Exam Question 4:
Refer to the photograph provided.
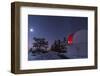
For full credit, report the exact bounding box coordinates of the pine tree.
[51,37,67,53]
[32,37,48,53]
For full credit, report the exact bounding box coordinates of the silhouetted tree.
[51,37,67,53]
[32,37,48,53]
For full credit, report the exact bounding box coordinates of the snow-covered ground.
[28,51,63,60]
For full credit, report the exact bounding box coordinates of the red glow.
[68,34,73,45]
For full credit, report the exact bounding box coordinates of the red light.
[68,34,73,45]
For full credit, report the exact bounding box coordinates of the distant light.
[30,28,34,32]
[67,34,74,45]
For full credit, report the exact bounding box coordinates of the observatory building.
[66,29,88,58]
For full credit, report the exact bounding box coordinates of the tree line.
[29,37,68,53]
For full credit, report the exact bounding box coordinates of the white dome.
[73,30,87,44]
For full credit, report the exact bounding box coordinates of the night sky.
[28,15,88,49]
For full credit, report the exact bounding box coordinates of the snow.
[28,51,62,60]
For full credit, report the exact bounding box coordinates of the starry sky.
[28,15,88,49]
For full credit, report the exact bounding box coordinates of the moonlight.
[30,28,34,32]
